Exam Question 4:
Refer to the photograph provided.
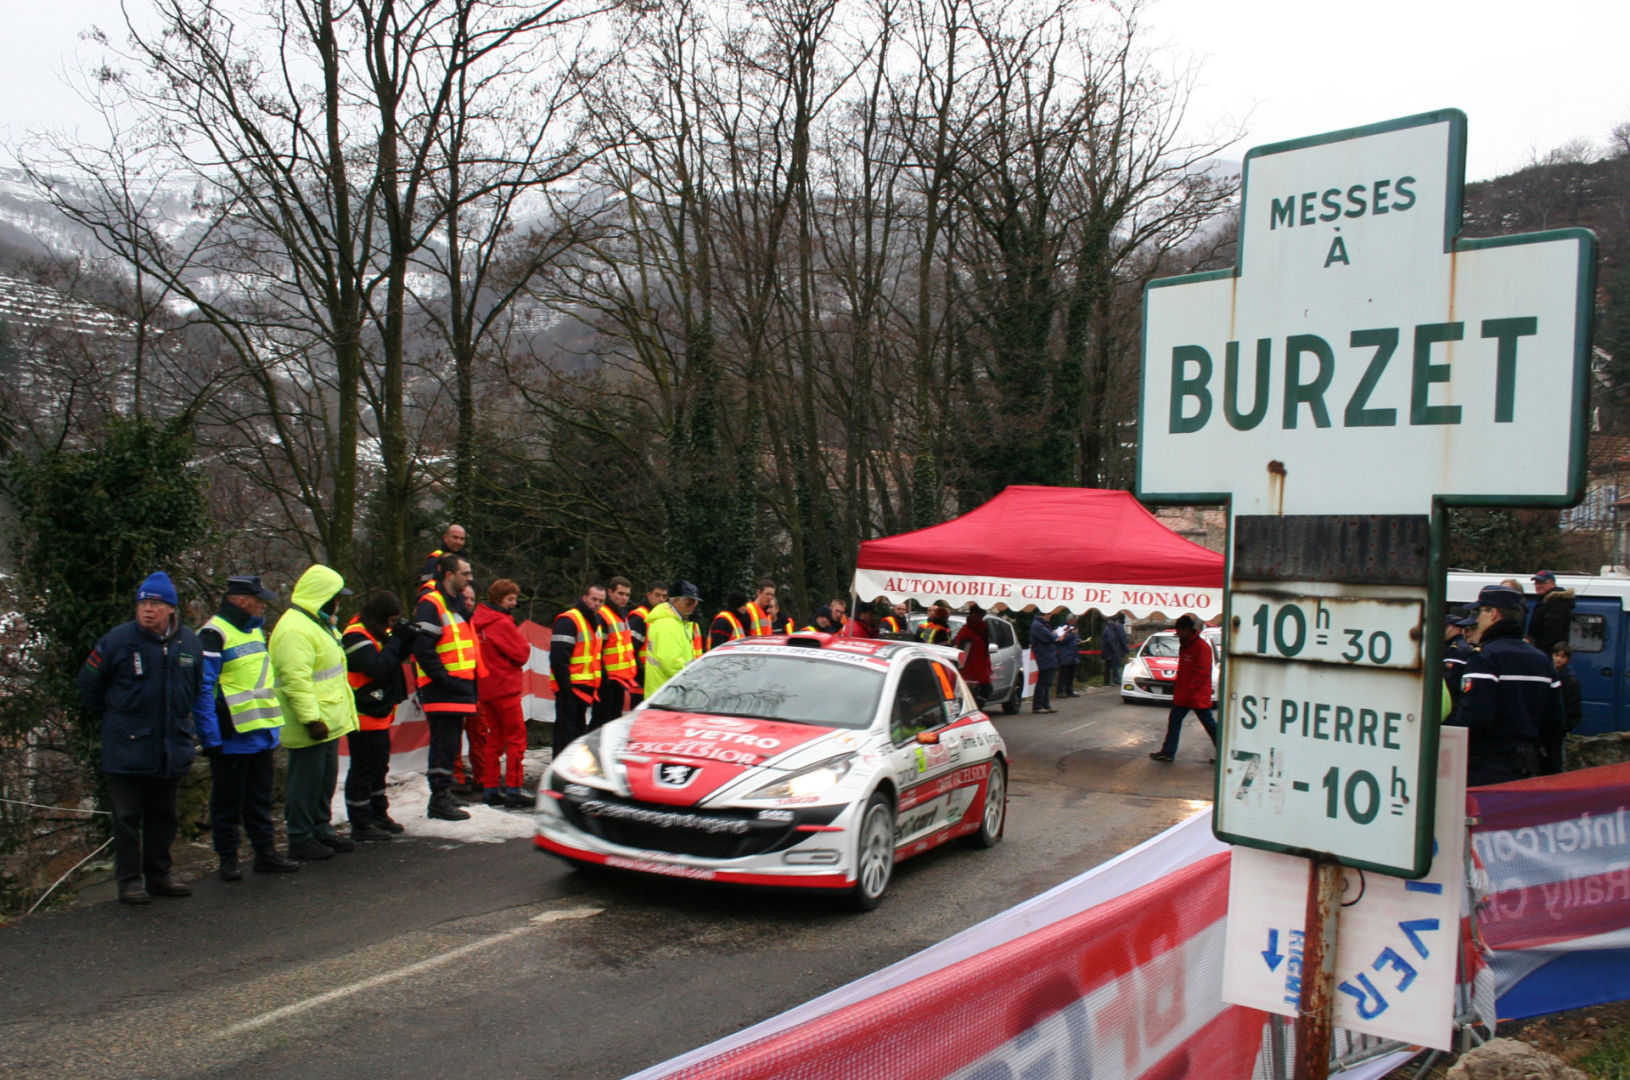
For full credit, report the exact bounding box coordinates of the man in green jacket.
[270,565,360,860]
[643,580,703,696]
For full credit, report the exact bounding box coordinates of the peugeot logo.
[655,763,699,788]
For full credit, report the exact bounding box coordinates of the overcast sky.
[3,0,1626,182]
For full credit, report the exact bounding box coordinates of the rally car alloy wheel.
[967,759,1007,849]
[851,791,896,911]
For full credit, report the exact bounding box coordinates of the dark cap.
[814,605,834,621]
[1477,584,1525,611]
[1532,570,1556,584]
[669,580,702,602]
[226,575,279,603]
[1449,605,1480,627]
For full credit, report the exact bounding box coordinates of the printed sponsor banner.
[853,567,1220,620]
[1468,762,1630,1018]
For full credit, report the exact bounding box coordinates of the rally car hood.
[1141,656,1178,680]
[612,709,856,806]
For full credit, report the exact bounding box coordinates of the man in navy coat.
[79,571,208,905]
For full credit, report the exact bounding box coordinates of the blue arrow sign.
[1262,928,1284,971]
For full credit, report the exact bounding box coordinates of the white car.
[1120,627,1222,705]
[534,632,1009,909]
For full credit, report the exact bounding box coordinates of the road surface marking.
[222,906,602,1036]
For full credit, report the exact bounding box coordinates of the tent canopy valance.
[851,485,1224,621]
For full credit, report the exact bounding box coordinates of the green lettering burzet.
[1282,335,1334,429]
[1410,321,1463,426]
[1169,345,1213,433]
[1225,340,1271,431]
[1344,328,1399,427]
[1481,317,1538,422]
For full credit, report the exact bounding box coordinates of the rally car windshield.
[644,653,885,729]
[1142,636,1180,657]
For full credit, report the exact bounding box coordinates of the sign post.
[1138,109,1595,1075]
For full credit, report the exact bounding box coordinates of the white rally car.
[1120,627,1222,705]
[534,632,1009,909]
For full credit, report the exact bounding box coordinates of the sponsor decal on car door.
[888,660,986,846]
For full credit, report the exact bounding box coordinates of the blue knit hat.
[136,571,179,607]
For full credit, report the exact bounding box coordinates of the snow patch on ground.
[327,748,553,844]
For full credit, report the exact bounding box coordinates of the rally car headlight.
[557,735,605,781]
[747,755,856,801]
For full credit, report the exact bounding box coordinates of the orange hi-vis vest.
[880,615,904,634]
[550,607,603,702]
[416,589,478,700]
[709,610,745,651]
[600,606,640,690]
[690,620,704,659]
[629,604,651,666]
[343,617,400,732]
[745,601,773,636]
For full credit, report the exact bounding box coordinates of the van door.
[1566,597,1623,734]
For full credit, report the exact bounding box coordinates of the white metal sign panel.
[1138,110,1592,516]
[1220,727,1468,1050]
[1227,591,1423,670]
[1217,581,1429,874]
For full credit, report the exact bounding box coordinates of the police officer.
[1452,584,1565,786]
[198,575,301,880]
[1441,605,1478,724]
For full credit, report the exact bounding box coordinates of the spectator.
[420,523,469,583]
[1452,584,1563,785]
[745,579,777,636]
[1029,610,1058,714]
[1148,614,1217,763]
[270,564,360,861]
[709,591,750,651]
[595,576,641,728]
[1101,614,1129,687]
[342,590,418,840]
[472,579,535,808]
[810,606,837,632]
[413,554,480,821]
[880,602,909,636]
[954,604,993,706]
[549,582,607,757]
[1055,616,1081,698]
[917,602,952,646]
[1528,570,1574,655]
[828,597,849,629]
[626,582,668,700]
[1545,642,1583,775]
[199,575,300,879]
[845,604,881,639]
[78,572,207,905]
[645,580,703,695]
[764,596,794,634]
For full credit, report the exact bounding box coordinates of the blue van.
[1446,571,1630,735]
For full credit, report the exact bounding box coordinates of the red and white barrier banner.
[518,618,557,723]
[1469,761,1630,1019]
[626,807,1428,1080]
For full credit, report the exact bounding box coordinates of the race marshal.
[1139,109,1594,516]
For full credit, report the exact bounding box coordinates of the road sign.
[1139,110,1594,516]
[1221,727,1469,1050]
[1228,591,1423,670]
[1220,578,1430,874]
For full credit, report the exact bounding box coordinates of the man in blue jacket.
[197,575,300,881]
[78,572,208,905]
[1030,611,1058,714]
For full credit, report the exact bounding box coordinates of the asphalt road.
[0,685,1218,1080]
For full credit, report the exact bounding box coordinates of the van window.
[1570,614,1607,654]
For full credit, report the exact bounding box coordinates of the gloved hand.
[391,616,419,641]
[305,720,330,741]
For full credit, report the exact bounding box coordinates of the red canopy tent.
[851,485,1224,620]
